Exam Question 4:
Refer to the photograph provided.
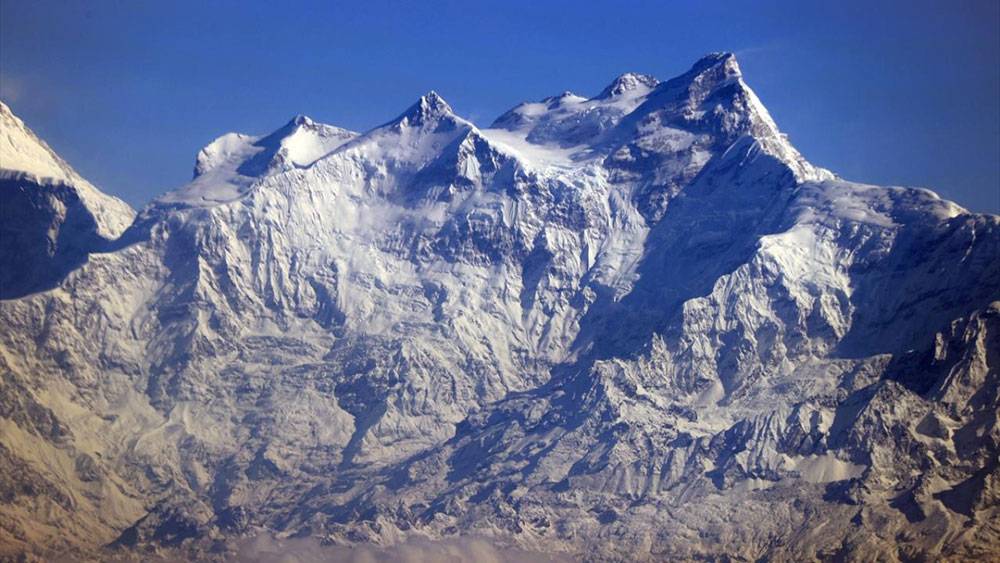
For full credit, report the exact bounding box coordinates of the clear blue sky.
[2,0,998,212]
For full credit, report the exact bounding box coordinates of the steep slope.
[0,54,997,561]
[0,101,135,298]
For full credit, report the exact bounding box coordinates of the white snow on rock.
[0,100,135,237]
[159,115,357,207]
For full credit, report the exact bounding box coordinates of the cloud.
[0,73,23,103]
[233,533,574,563]
[733,42,784,60]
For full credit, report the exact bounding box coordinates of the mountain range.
[0,53,998,561]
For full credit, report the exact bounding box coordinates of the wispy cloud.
[0,72,23,103]
[734,42,785,60]
[233,533,575,563]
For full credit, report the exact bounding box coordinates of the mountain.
[0,101,135,299]
[0,53,997,561]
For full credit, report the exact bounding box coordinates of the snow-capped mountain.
[0,53,997,561]
[0,101,135,299]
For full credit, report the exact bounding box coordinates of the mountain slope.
[0,54,997,561]
[0,101,135,299]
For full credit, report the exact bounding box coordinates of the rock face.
[0,53,998,561]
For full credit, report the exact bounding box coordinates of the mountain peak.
[393,91,456,127]
[539,90,585,109]
[0,101,135,296]
[546,90,579,101]
[657,52,742,97]
[595,72,660,99]
[646,51,747,112]
[1,99,77,183]
[258,114,317,142]
[288,114,314,127]
[689,52,740,76]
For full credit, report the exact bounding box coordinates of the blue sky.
[2,0,998,212]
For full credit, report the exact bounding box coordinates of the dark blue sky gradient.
[1,0,997,212]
